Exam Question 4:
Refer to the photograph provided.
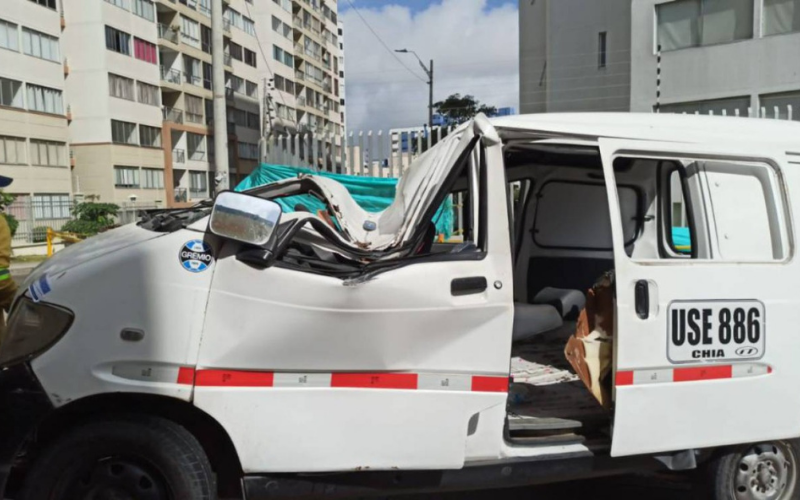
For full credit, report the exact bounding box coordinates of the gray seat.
[512,303,563,343]
[533,287,585,320]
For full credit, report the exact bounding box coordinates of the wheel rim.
[733,443,797,500]
[59,455,172,500]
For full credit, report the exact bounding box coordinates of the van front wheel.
[707,441,800,500]
[19,415,216,500]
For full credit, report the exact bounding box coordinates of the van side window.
[617,157,790,262]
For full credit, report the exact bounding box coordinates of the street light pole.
[395,49,433,128]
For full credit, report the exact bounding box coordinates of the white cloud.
[341,0,519,133]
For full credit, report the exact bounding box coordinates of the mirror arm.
[236,247,276,269]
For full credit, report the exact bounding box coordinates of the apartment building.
[0,0,72,231]
[62,0,345,207]
[519,0,800,119]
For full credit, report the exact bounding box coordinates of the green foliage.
[3,214,17,238]
[62,202,120,237]
[433,94,498,125]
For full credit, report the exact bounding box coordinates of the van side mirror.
[209,191,282,247]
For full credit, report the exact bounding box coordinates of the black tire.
[705,440,800,500]
[19,415,216,500]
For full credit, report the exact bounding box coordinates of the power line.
[342,0,428,84]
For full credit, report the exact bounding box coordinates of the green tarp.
[235,163,454,239]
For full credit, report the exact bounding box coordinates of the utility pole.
[395,49,434,128]
[211,0,229,195]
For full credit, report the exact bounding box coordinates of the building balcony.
[186,111,204,124]
[160,66,182,85]
[174,187,188,203]
[158,23,179,44]
[296,95,307,108]
[185,73,203,87]
[225,87,234,101]
[295,69,305,81]
[163,107,184,123]
[293,15,303,27]
[223,53,232,66]
[63,57,70,77]
[173,149,186,164]
[223,19,231,33]
[189,150,206,161]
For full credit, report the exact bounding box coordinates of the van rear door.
[599,138,800,457]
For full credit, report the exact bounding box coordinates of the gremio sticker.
[179,240,214,273]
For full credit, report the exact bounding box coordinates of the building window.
[114,166,140,188]
[133,0,155,22]
[189,171,207,194]
[137,81,160,106]
[187,133,205,160]
[32,194,70,219]
[181,16,200,48]
[201,25,212,54]
[140,125,161,148]
[104,0,129,10]
[246,80,258,98]
[184,56,202,86]
[0,136,26,165]
[111,120,137,145]
[108,73,135,101]
[659,95,751,116]
[29,139,66,167]
[233,108,246,127]
[230,42,243,61]
[230,75,244,94]
[142,168,164,189]
[247,111,259,129]
[26,84,63,114]
[244,48,257,67]
[134,38,157,64]
[22,28,60,62]
[0,77,24,109]
[185,94,204,123]
[0,20,19,52]
[656,0,754,52]
[105,26,131,55]
[238,141,258,159]
[598,31,607,68]
[28,0,57,9]
[760,91,800,120]
[243,16,256,36]
[764,0,800,36]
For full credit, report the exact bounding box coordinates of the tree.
[62,202,120,237]
[433,94,498,125]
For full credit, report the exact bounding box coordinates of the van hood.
[20,224,165,294]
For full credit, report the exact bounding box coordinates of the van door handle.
[635,280,649,320]
[451,277,487,296]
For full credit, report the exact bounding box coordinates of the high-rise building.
[61,0,345,208]
[0,0,72,228]
[519,0,800,119]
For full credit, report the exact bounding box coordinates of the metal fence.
[261,125,457,178]
[7,200,159,246]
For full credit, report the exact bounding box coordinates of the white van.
[1,113,799,500]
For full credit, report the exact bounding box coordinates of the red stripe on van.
[195,370,275,387]
[615,371,634,386]
[330,373,418,390]
[177,367,195,385]
[471,376,509,393]
[673,365,732,383]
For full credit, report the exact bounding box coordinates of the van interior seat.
[532,287,586,320]
[512,303,563,343]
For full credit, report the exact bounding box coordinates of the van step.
[508,416,583,432]
[507,433,587,446]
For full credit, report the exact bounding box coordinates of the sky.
[339,0,519,133]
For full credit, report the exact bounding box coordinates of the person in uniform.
[0,176,18,341]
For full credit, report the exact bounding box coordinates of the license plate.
[667,300,765,363]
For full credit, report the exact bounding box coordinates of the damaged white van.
[1,113,800,500]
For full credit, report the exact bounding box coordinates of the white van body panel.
[31,226,214,405]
